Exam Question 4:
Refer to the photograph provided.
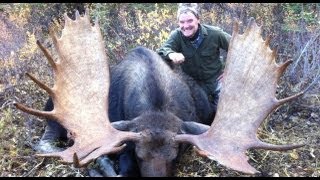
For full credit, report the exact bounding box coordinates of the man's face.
[178,11,200,38]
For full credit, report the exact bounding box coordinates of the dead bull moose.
[15,10,306,176]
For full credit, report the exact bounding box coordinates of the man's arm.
[217,29,232,80]
[157,30,181,62]
[219,30,231,51]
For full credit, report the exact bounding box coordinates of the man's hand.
[168,52,185,64]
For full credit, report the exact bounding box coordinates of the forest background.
[0,3,319,177]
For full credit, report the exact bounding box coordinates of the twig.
[290,30,320,75]
[302,69,320,94]
[23,157,45,177]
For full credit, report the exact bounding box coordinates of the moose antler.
[14,9,140,166]
[175,18,305,174]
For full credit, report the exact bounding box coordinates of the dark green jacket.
[157,24,231,84]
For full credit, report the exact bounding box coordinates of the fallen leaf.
[289,150,299,160]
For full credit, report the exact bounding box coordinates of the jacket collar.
[199,24,208,37]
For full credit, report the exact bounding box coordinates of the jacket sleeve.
[157,30,181,61]
[218,30,231,51]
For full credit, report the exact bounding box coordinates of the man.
[157,3,231,120]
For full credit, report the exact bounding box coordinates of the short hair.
[177,3,200,20]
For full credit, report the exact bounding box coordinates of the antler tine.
[276,60,292,78]
[252,140,305,151]
[14,103,56,120]
[75,10,81,20]
[265,34,272,47]
[48,28,60,65]
[25,73,53,96]
[274,60,304,107]
[276,91,304,107]
[73,152,81,168]
[271,44,278,60]
[63,12,72,28]
[175,17,305,174]
[243,17,260,37]
[36,40,57,71]
[232,18,239,36]
[247,17,256,28]
[78,143,128,166]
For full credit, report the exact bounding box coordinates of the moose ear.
[180,122,210,135]
[111,121,133,131]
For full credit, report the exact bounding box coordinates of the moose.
[15,10,306,176]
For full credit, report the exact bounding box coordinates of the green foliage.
[283,3,319,31]
[89,3,177,63]
[134,3,176,50]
